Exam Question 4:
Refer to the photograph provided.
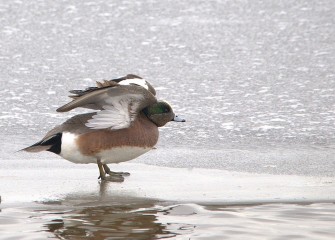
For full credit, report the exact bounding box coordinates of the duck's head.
[143,101,185,127]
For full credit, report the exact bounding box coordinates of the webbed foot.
[98,174,124,182]
[103,164,130,177]
[96,160,129,182]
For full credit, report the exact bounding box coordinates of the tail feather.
[21,144,51,153]
[21,133,62,154]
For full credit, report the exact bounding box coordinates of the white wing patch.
[119,78,149,90]
[85,98,140,130]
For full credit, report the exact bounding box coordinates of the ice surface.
[0,0,334,149]
[0,0,334,183]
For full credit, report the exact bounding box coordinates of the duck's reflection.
[42,181,177,239]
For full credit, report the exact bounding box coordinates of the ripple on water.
[2,202,334,239]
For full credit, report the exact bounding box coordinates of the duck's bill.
[172,115,186,122]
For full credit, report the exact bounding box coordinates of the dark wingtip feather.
[56,105,69,112]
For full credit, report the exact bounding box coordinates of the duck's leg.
[97,159,106,180]
[103,164,130,176]
[97,159,125,182]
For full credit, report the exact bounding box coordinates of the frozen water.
[0,0,334,149]
[0,0,334,177]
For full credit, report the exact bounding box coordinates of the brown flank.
[76,113,159,156]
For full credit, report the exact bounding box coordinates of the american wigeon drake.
[23,74,185,181]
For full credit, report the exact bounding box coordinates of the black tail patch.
[45,133,62,154]
[27,133,62,154]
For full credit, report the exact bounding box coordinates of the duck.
[22,74,185,181]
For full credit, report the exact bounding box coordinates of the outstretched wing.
[66,74,156,111]
[56,76,157,130]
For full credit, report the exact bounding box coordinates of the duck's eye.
[164,108,169,113]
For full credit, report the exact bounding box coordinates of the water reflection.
[45,206,174,239]
[42,182,177,239]
[0,198,333,239]
[31,182,335,240]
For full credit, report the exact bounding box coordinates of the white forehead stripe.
[119,79,149,90]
